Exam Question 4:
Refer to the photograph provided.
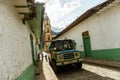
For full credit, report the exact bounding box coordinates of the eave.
[54,0,119,39]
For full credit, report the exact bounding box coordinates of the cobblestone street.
[35,53,120,80]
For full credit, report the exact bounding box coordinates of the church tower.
[43,13,52,51]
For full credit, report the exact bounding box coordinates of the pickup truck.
[48,39,82,72]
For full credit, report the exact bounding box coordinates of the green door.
[82,31,91,57]
[30,35,36,65]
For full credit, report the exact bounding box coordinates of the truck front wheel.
[52,60,58,73]
[75,62,82,69]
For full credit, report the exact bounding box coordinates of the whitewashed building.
[0,0,44,80]
[54,0,120,61]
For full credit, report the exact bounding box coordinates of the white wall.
[0,0,36,80]
[56,3,120,51]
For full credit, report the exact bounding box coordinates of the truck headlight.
[74,52,80,58]
[57,54,64,61]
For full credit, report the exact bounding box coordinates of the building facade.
[0,0,44,80]
[43,13,52,51]
[54,0,120,61]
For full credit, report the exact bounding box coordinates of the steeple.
[44,13,49,20]
[43,13,52,52]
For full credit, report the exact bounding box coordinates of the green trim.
[28,4,45,43]
[80,48,120,61]
[16,63,35,80]
[91,48,120,61]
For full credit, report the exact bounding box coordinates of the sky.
[35,0,106,32]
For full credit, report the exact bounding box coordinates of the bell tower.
[43,13,52,51]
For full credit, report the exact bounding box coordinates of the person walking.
[45,53,48,62]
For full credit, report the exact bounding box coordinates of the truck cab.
[48,39,82,72]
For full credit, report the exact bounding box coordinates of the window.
[46,22,48,25]
[48,35,50,41]
[47,27,49,32]
[46,20,49,25]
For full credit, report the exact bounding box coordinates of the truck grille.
[64,53,74,60]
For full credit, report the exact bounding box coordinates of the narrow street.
[1,0,120,80]
[35,52,120,80]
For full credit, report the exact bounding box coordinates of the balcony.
[12,0,36,20]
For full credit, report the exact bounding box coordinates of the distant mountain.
[52,30,59,35]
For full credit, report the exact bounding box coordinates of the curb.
[83,58,120,69]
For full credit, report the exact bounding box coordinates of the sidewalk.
[83,58,120,69]
[35,52,58,80]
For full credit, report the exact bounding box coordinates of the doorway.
[82,31,92,57]
[30,34,36,65]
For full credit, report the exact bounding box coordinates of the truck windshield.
[50,40,73,51]
[63,40,73,50]
[49,40,63,51]
[54,41,63,51]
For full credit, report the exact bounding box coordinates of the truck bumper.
[56,58,82,66]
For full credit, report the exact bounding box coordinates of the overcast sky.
[35,0,106,32]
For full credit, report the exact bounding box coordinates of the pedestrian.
[42,53,43,61]
[38,54,40,61]
[45,53,48,62]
